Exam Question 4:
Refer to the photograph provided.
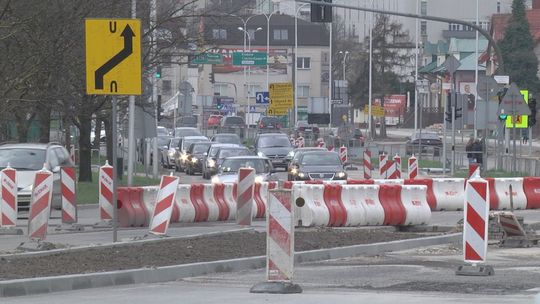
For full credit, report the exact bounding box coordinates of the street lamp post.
[338,50,349,103]
[294,3,310,127]
[238,26,262,126]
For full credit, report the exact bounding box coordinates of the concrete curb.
[0,233,461,297]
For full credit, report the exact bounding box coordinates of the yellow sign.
[85,19,141,95]
[363,105,385,117]
[270,98,293,108]
[267,107,288,116]
[505,90,528,128]
[269,82,293,99]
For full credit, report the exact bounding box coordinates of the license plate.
[272,159,282,164]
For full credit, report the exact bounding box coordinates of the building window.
[273,29,288,40]
[212,29,227,40]
[297,85,310,98]
[420,21,427,36]
[449,23,460,31]
[420,0,427,16]
[297,57,311,69]
[214,83,228,96]
[162,80,171,95]
[248,84,262,97]
[497,1,501,13]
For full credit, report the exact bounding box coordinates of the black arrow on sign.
[94,25,135,90]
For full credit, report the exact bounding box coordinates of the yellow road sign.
[270,97,293,108]
[364,105,385,117]
[267,107,288,116]
[269,82,293,99]
[86,19,141,95]
[505,90,528,128]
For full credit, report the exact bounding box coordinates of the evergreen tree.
[499,0,540,91]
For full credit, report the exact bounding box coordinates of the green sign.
[192,53,223,64]
[232,52,267,66]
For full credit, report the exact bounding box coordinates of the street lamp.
[294,3,310,127]
[238,26,262,126]
[338,50,349,103]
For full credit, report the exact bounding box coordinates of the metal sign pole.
[451,104,456,176]
[512,93,517,175]
[112,96,118,242]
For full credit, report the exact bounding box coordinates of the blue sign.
[249,106,257,112]
[255,91,269,104]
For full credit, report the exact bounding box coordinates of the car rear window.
[224,117,244,125]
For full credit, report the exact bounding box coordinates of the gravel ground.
[0,228,433,280]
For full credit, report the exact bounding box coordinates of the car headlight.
[255,176,264,183]
[336,171,347,178]
[211,176,220,184]
[207,159,216,168]
[257,151,265,157]
[290,167,298,175]
[191,157,198,163]
[180,152,188,162]
[298,172,306,178]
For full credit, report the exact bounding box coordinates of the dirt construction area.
[0,228,434,280]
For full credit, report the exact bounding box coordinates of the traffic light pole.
[451,104,456,176]
[512,95,517,174]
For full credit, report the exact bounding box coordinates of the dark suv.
[221,116,245,138]
[253,133,293,169]
[258,116,282,131]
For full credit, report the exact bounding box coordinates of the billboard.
[373,95,407,126]
[210,48,287,75]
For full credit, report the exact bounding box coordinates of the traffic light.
[311,0,332,23]
[445,92,452,123]
[454,106,462,119]
[499,110,508,121]
[157,95,163,121]
[209,72,215,84]
[155,66,162,79]
[529,97,537,127]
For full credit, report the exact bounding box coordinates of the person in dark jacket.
[465,137,475,164]
[472,138,483,165]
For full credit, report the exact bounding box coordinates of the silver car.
[0,143,73,211]
[211,156,276,184]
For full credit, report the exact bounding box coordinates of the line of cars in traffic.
[156,127,349,183]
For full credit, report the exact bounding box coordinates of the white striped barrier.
[1,166,17,227]
[457,174,493,276]
[149,175,180,235]
[363,150,372,180]
[28,166,54,240]
[236,168,255,226]
[469,163,480,178]
[61,167,77,224]
[408,155,418,180]
[251,189,301,294]
[389,154,401,179]
[379,154,392,178]
[98,161,114,221]
[340,185,367,226]
[339,146,348,164]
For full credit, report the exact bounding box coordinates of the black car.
[202,143,240,179]
[254,133,293,170]
[294,120,320,139]
[220,116,245,138]
[210,133,242,145]
[405,132,442,156]
[288,151,347,181]
[185,142,213,175]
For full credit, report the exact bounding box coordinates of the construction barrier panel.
[469,163,480,178]
[379,154,392,179]
[432,178,466,211]
[28,168,54,240]
[202,184,220,222]
[149,175,180,235]
[0,166,17,227]
[294,184,329,227]
[237,168,255,226]
[400,185,431,225]
[404,178,436,210]
[463,177,489,263]
[408,155,418,180]
[523,177,540,209]
[493,178,526,210]
[339,146,348,164]
[61,167,77,224]
[363,150,373,180]
[389,155,401,179]
[98,161,114,221]
[322,184,347,227]
[378,184,406,226]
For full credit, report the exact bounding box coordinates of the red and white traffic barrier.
[98,161,114,221]
[400,185,431,225]
[339,146,348,164]
[28,166,54,240]
[463,176,489,263]
[296,137,305,148]
[0,166,17,227]
[363,150,373,180]
[469,163,480,178]
[408,155,418,180]
[61,167,77,224]
[389,154,401,179]
[523,177,540,209]
[202,184,221,221]
[493,178,526,210]
[293,184,328,227]
[266,189,295,282]
[379,153,392,179]
[149,175,180,235]
[327,145,335,152]
[237,168,255,225]
[175,185,196,222]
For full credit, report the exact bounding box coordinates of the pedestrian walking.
[472,138,483,168]
[465,136,475,164]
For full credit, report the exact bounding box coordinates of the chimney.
[534,0,540,9]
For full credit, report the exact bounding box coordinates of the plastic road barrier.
[374,179,404,185]
[98,161,114,221]
[202,184,220,222]
[61,166,77,224]
[294,184,329,227]
[340,185,367,226]
[400,185,431,225]
[523,177,540,209]
[404,178,436,210]
[378,184,406,226]
[493,178,526,210]
[28,166,53,240]
[0,166,17,227]
[190,184,209,222]
[212,183,231,221]
[463,177,489,263]
[322,184,347,226]
[175,185,196,222]
[432,178,466,211]
[149,175,180,235]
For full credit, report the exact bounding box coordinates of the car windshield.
[191,143,212,154]
[258,136,291,148]
[157,137,171,146]
[209,145,229,157]
[224,117,244,125]
[0,148,46,170]
[220,159,270,174]
[218,148,250,159]
[175,128,202,137]
[213,135,241,145]
[183,139,207,150]
[301,153,341,166]
[170,138,181,147]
